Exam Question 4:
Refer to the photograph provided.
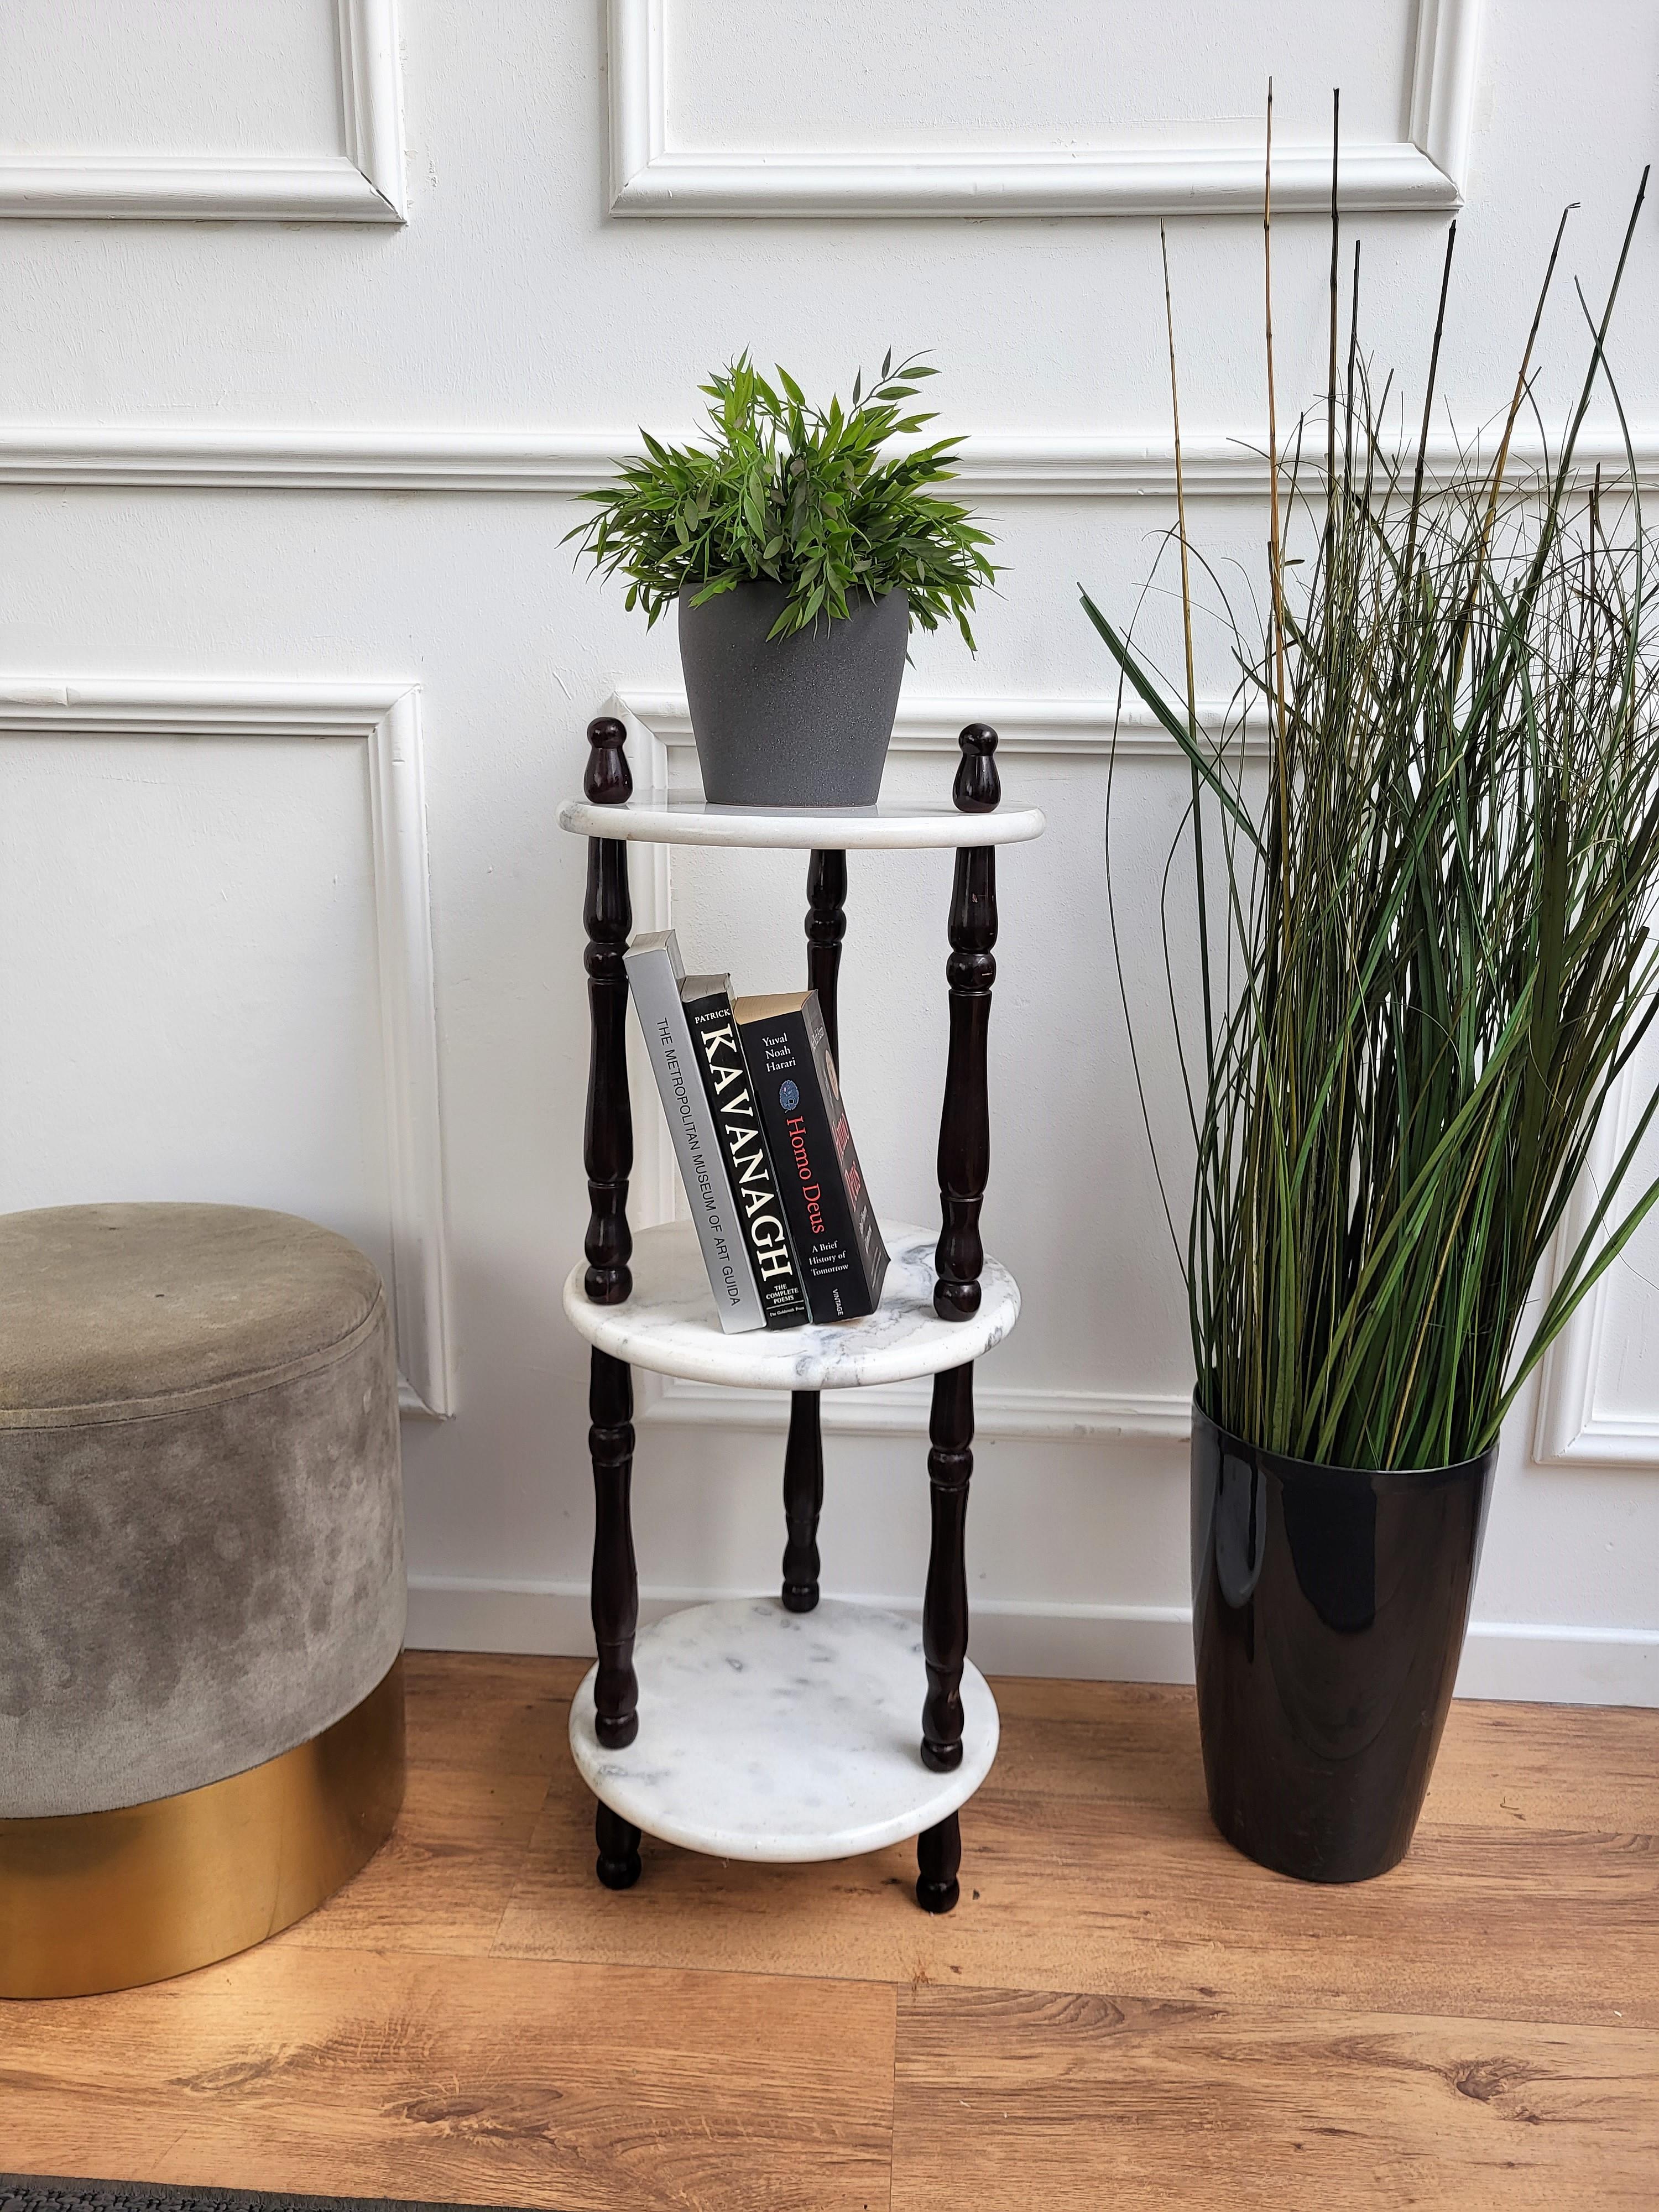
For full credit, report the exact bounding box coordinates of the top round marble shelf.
[557,790,1046,851]
[564,1219,1019,1390]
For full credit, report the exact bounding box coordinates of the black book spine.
[739,1001,880,1322]
[683,990,812,1328]
[802,993,890,1307]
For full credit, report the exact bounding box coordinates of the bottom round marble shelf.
[568,1597,1000,1863]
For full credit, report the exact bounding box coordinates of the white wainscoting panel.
[0,0,405,220]
[0,679,451,1415]
[607,0,1480,217]
[1534,1054,1659,1468]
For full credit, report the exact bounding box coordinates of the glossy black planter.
[1191,1402,1495,1883]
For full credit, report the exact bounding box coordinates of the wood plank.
[0,1945,896,2212]
[401,1650,585,1779]
[497,1693,1659,2025]
[278,1764,549,1957]
[890,1985,1659,2212]
[980,1676,1659,1835]
[1420,1699,1659,1834]
[404,1655,1659,1844]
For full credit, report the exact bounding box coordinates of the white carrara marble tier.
[570,1598,999,1862]
[563,1219,1018,1389]
[557,790,1045,850]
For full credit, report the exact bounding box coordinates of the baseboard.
[406,1576,1659,1705]
[1454,1618,1659,1704]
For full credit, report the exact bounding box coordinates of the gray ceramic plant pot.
[677,579,909,807]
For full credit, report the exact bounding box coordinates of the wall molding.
[641,1375,1192,1444]
[0,677,452,1416]
[0,0,405,221]
[615,687,1270,769]
[4,425,1652,499]
[405,1573,1659,1705]
[1533,1065,1658,1467]
[607,0,1479,218]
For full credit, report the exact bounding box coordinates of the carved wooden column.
[917,726,998,1906]
[583,716,634,1308]
[805,847,847,1061]
[781,847,847,1614]
[934,727,998,1321]
[582,717,641,1876]
[921,1361,974,1775]
[780,1389,825,1615]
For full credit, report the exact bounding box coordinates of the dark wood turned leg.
[781,1389,825,1612]
[779,847,847,1614]
[936,726,999,1322]
[916,1811,962,1913]
[583,717,634,1306]
[581,718,638,1755]
[806,847,847,1062]
[922,1362,974,1772]
[594,1799,642,1891]
[589,1347,639,1749]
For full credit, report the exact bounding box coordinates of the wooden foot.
[594,1800,642,1891]
[916,1812,962,1913]
[781,1390,825,1613]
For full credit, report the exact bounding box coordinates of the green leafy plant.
[566,352,997,644]
[1091,135,1659,1470]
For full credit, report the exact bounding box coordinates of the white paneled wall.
[1,0,1655,1699]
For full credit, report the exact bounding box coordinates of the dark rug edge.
[2,2183,560,2212]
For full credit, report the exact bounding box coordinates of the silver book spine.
[624,939,765,1334]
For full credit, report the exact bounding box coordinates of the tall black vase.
[1191,1401,1495,1883]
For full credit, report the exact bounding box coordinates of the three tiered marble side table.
[557,714,1044,1911]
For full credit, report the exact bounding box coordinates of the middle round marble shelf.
[569,1597,1000,1863]
[562,1219,1019,1390]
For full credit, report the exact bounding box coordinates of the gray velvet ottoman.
[0,1203,406,1997]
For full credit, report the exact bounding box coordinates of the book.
[732,990,889,1323]
[623,930,764,1334]
[681,974,813,1330]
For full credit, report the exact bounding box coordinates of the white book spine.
[624,936,765,1334]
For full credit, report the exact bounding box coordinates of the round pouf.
[0,1203,406,1997]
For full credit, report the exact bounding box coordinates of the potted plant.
[568,353,996,808]
[1089,160,1659,1882]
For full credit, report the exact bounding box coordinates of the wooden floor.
[6,1653,1658,2210]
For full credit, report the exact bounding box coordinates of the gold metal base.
[0,1653,405,2000]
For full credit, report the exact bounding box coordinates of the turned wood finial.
[586,716,633,806]
[953,724,1000,813]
